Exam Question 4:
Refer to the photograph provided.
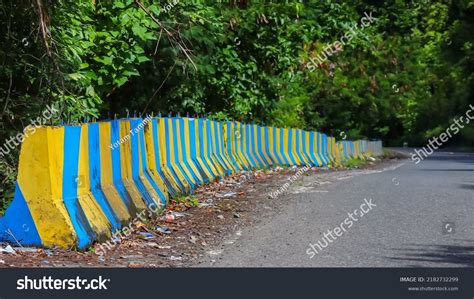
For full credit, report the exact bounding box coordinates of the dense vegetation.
[0,0,473,212]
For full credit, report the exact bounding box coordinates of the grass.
[171,194,199,207]
[342,157,368,169]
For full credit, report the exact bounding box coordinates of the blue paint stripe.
[322,133,329,164]
[197,119,217,177]
[111,120,135,214]
[151,118,176,196]
[287,129,298,165]
[304,130,314,166]
[62,126,95,249]
[88,124,121,230]
[189,118,210,182]
[206,120,223,175]
[280,128,290,165]
[256,126,267,166]
[301,130,312,166]
[226,122,240,170]
[129,119,155,206]
[295,129,305,166]
[152,119,162,172]
[237,123,251,170]
[248,125,259,167]
[245,124,257,168]
[213,122,231,174]
[251,125,264,168]
[164,118,186,192]
[217,123,230,173]
[263,127,275,165]
[138,122,167,206]
[309,132,320,166]
[317,132,327,166]
[171,118,195,188]
[272,127,283,165]
[0,183,42,246]
[179,118,202,184]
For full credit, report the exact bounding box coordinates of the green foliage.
[172,195,199,207]
[0,0,473,213]
[343,157,368,169]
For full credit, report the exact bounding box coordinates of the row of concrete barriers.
[0,117,382,249]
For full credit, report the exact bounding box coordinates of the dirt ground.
[0,157,401,268]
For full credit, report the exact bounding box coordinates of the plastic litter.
[156,225,171,235]
[139,232,154,239]
[170,256,182,261]
[216,192,237,198]
[0,245,16,254]
[14,247,39,253]
[160,211,190,223]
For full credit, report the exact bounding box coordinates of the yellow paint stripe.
[209,121,225,174]
[235,122,250,169]
[77,124,111,240]
[192,119,216,179]
[216,122,235,171]
[274,127,284,165]
[143,119,169,201]
[136,122,162,207]
[305,130,312,165]
[175,119,198,184]
[119,120,146,211]
[183,118,204,182]
[267,127,277,164]
[291,129,301,165]
[232,123,243,168]
[284,128,290,164]
[18,127,76,248]
[247,124,258,167]
[157,118,182,194]
[99,122,130,223]
[259,126,272,165]
[252,125,265,166]
[204,121,224,176]
[298,129,309,165]
[167,118,191,189]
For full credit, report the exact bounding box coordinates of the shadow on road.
[422,152,474,163]
[459,183,474,190]
[420,169,474,172]
[386,244,474,267]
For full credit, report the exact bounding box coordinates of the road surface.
[200,150,474,267]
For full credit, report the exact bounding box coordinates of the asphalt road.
[203,150,474,267]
